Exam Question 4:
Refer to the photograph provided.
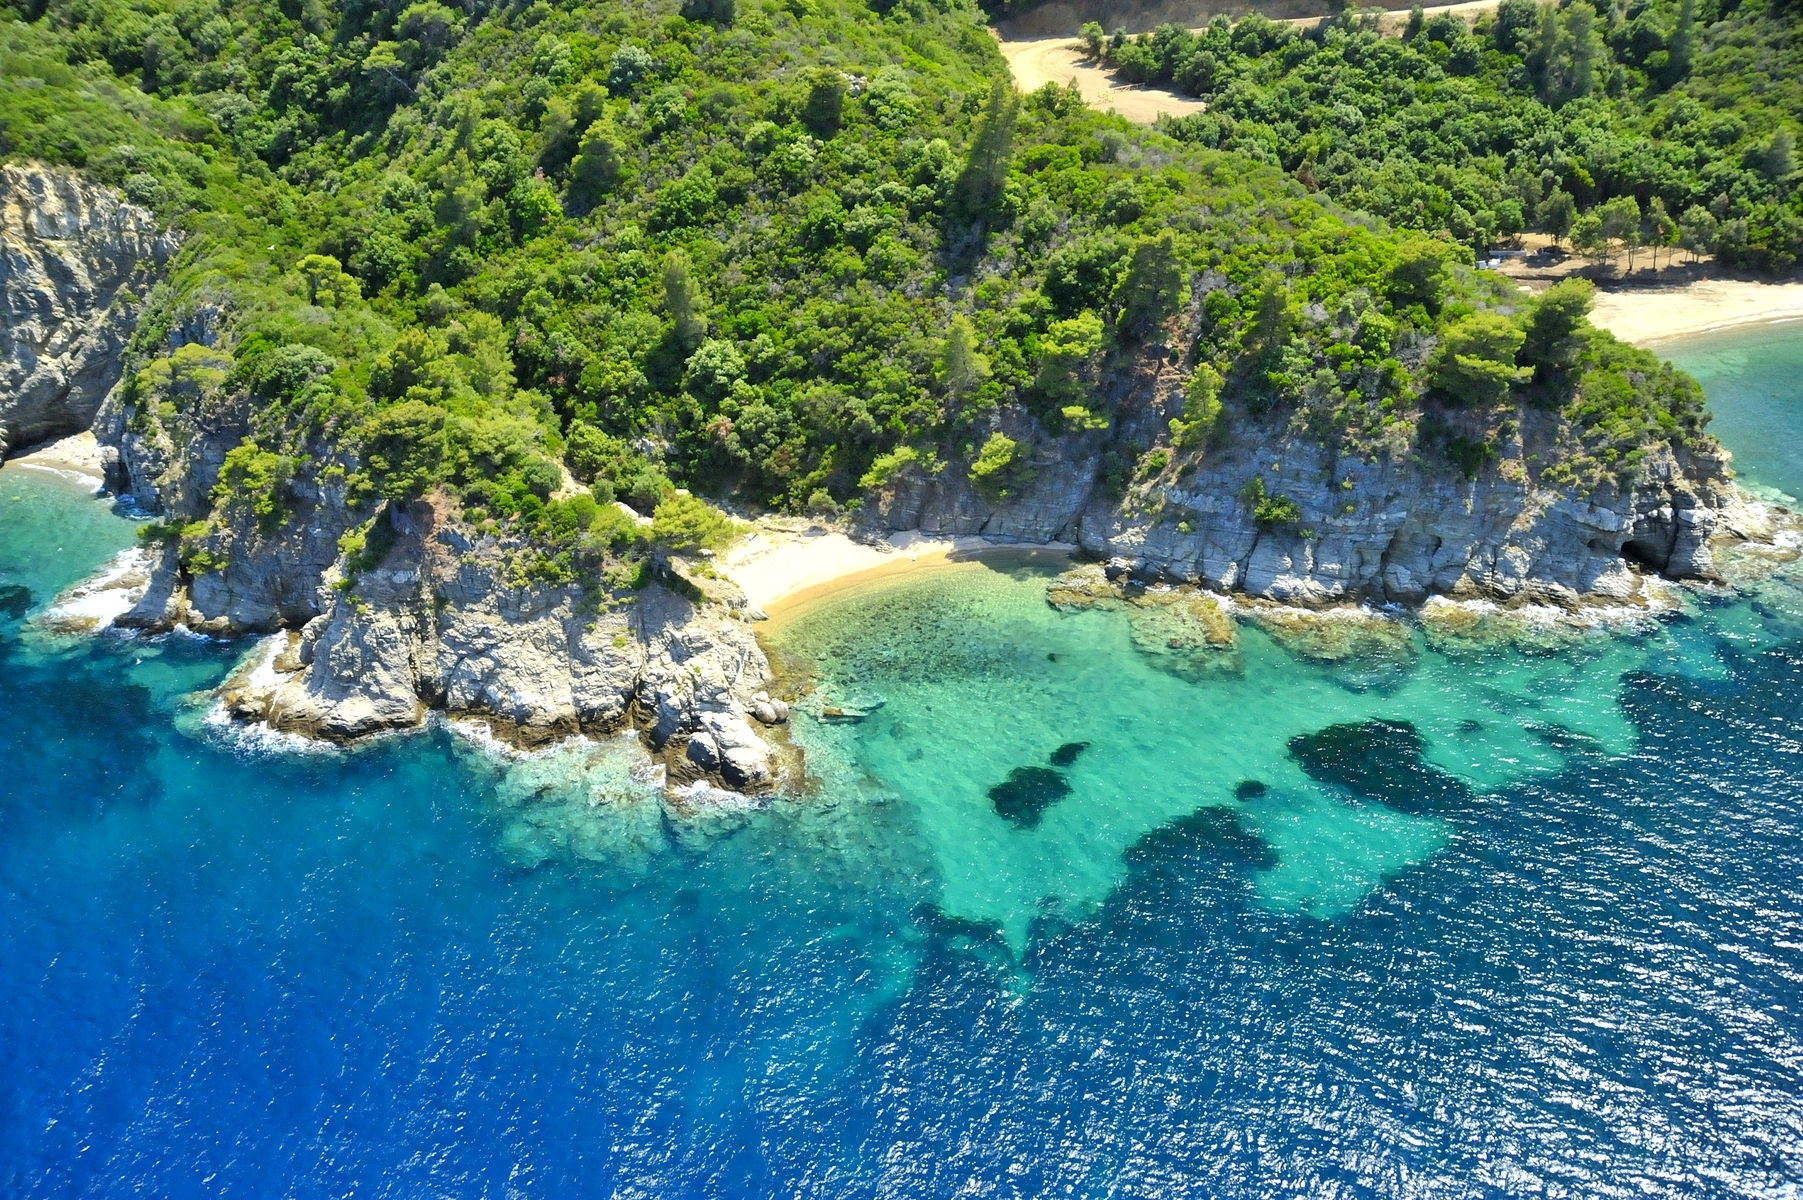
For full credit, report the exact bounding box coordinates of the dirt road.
[996,0,1501,124]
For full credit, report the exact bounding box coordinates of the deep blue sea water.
[2,326,1802,1199]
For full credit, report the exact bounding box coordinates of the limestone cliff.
[0,163,179,457]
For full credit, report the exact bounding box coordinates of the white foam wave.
[38,547,151,633]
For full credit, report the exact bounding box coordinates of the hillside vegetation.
[1095,0,1803,270]
[0,0,1748,591]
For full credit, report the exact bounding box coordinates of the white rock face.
[0,163,180,456]
[221,504,781,792]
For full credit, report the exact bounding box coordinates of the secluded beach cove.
[4,309,1803,1195]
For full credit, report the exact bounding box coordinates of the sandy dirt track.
[996,1,1501,124]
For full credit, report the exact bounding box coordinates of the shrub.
[651,492,737,551]
[969,432,1026,497]
[859,445,920,490]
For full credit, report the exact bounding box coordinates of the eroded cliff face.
[0,163,179,457]
[222,501,787,792]
[870,364,1764,608]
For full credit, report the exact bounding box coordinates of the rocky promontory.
[868,402,1768,610]
[208,500,793,792]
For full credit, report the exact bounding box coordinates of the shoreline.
[3,430,109,490]
[719,525,1076,617]
[1586,278,1803,347]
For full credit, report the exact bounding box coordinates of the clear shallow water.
[3,329,1803,1198]
[1666,320,1803,502]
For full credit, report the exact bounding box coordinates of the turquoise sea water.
[1665,319,1803,500]
[3,327,1803,1197]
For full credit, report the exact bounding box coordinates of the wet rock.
[1418,592,1672,655]
[1045,562,1125,612]
[989,766,1072,828]
[1121,588,1241,681]
[1245,602,1415,665]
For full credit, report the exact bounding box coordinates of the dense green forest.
[1092,0,1803,269]
[0,0,1745,588]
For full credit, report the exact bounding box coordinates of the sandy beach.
[1587,278,1803,347]
[4,430,109,488]
[720,523,1074,616]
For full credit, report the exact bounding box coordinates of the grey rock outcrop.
[869,394,1757,609]
[0,163,179,457]
[225,502,782,792]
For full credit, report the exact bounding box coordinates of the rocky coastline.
[8,160,1799,798]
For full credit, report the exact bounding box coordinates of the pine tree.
[949,79,1020,227]
[1666,0,1696,85]
[661,252,705,352]
[1114,235,1187,337]
[940,315,991,404]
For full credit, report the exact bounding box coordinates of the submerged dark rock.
[989,766,1072,828]
[0,584,31,618]
[1233,779,1268,802]
[1125,804,1280,874]
[1288,719,1473,815]
[1049,741,1090,767]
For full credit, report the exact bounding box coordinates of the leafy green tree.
[1666,0,1696,84]
[1170,364,1224,448]
[680,0,735,26]
[940,314,991,404]
[949,78,1019,227]
[1429,313,1531,406]
[1762,129,1796,181]
[1388,237,1456,314]
[361,400,447,501]
[1519,278,1594,380]
[135,342,234,405]
[1598,195,1642,264]
[291,254,361,307]
[1494,0,1538,51]
[801,68,846,139]
[569,118,624,204]
[662,251,706,351]
[1033,311,1106,413]
[214,442,295,531]
[1570,210,1606,260]
[607,44,654,96]
[969,432,1025,497]
[683,339,747,402]
[1244,274,1293,355]
[1536,189,1576,244]
[1679,206,1719,261]
[651,492,736,551]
